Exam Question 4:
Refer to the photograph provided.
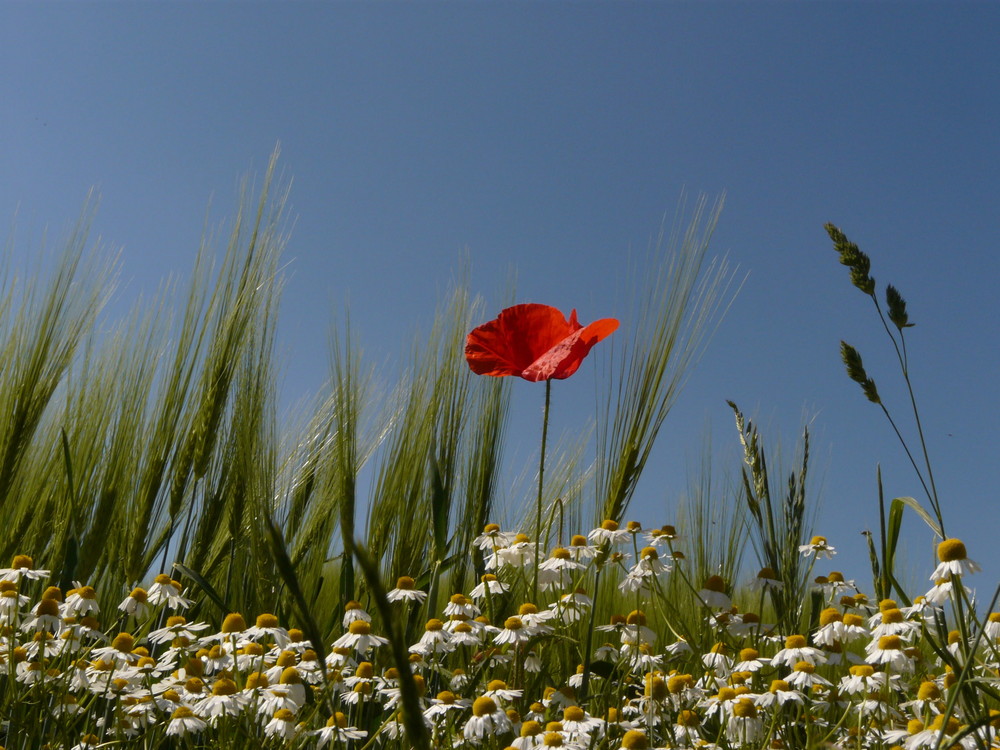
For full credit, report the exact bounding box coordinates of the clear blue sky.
[3,3,999,592]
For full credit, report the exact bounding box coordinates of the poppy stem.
[532,378,552,602]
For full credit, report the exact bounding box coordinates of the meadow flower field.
[1,162,996,748]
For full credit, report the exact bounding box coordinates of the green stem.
[532,379,552,602]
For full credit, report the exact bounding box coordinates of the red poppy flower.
[465,303,619,382]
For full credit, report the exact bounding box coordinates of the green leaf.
[173,562,231,615]
[891,496,943,538]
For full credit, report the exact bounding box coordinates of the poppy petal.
[465,304,577,377]
[521,317,619,381]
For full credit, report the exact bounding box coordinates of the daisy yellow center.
[627,521,642,531]
[221,613,247,633]
[677,709,700,727]
[849,665,875,677]
[738,647,759,661]
[212,678,238,696]
[620,730,648,750]
[504,617,524,630]
[437,690,456,704]
[668,674,693,693]
[819,608,842,626]
[255,613,279,629]
[703,575,726,593]
[521,720,543,737]
[348,620,372,635]
[483,523,500,534]
[794,661,815,673]
[329,712,349,728]
[472,696,498,717]
[570,534,588,547]
[828,571,845,582]
[171,706,196,719]
[544,732,564,746]
[356,662,374,679]
[877,635,902,650]
[552,548,570,560]
[11,555,34,569]
[809,536,827,546]
[785,634,807,649]
[425,618,444,631]
[644,674,667,700]
[600,520,619,531]
[626,610,646,626]
[732,698,757,718]
[881,608,904,624]
[770,679,790,693]
[396,576,415,589]
[917,681,940,700]
[640,546,658,559]
[937,538,968,562]
[112,633,135,652]
[519,603,538,615]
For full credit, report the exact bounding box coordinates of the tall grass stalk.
[596,195,737,524]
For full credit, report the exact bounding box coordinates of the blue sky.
[3,3,999,591]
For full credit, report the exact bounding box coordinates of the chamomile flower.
[410,618,454,657]
[588,520,631,546]
[475,523,519,550]
[771,634,826,668]
[470,573,509,600]
[0,554,50,583]
[871,607,920,641]
[313,711,368,747]
[20,598,62,633]
[727,698,764,744]
[463,695,513,743]
[332,620,388,654]
[386,575,428,603]
[495,616,534,647]
[424,689,469,721]
[443,593,480,619]
[746,566,783,592]
[566,534,599,562]
[148,616,210,644]
[146,574,192,609]
[754,679,804,707]
[733,647,768,673]
[931,538,981,580]
[118,587,153,620]
[495,534,541,569]
[839,664,887,695]
[244,613,290,649]
[799,535,837,558]
[263,708,299,741]
[341,600,371,628]
[63,586,100,617]
[697,576,732,609]
[165,706,207,737]
[866,634,914,672]
[194,677,248,722]
[785,660,831,690]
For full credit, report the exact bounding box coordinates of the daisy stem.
[532,379,552,603]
